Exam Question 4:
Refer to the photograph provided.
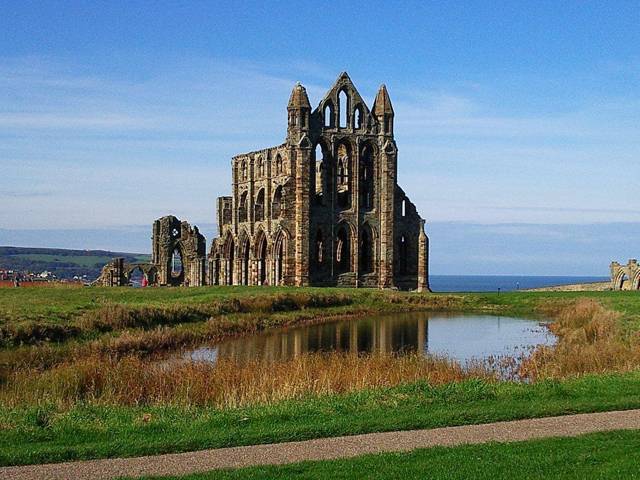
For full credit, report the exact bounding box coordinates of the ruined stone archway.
[610,259,640,291]
[152,215,206,287]
[224,234,235,285]
[273,229,289,286]
[359,223,376,275]
[125,264,158,287]
[237,230,251,286]
[335,223,353,274]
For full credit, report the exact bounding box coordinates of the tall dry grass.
[520,298,640,379]
[0,352,491,408]
[3,296,638,410]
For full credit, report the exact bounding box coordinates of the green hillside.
[0,246,149,280]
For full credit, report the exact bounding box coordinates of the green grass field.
[2,285,639,326]
[2,372,640,467]
[0,286,638,468]
[133,429,640,480]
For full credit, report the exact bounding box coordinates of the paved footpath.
[4,409,640,480]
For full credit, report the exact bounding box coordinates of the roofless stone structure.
[610,259,640,291]
[208,73,431,291]
[96,215,206,287]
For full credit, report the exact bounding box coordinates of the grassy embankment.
[0,287,638,466]
[132,429,640,480]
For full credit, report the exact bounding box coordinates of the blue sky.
[1,1,639,274]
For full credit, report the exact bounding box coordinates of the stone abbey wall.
[610,259,640,291]
[96,215,206,287]
[209,73,430,291]
[98,73,431,290]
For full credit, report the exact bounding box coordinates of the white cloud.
[2,55,640,229]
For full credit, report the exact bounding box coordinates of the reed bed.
[0,293,469,374]
[520,298,640,379]
[2,294,639,412]
[0,352,492,409]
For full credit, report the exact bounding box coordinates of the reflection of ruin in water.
[187,312,555,366]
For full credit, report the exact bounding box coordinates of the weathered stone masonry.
[610,259,640,291]
[209,73,430,291]
[96,215,206,287]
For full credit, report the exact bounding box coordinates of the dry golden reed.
[520,298,640,380]
[2,296,638,410]
[0,352,491,409]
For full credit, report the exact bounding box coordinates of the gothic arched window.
[238,191,248,222]
[336,226,350,273]
[354,105,363,129]
[337,144,349,187]
[257,156,264,177]
[324,103,333,127]
[272,185,284,219]
[241,160,248,181]
[338,90,348,128]
[255,188,265,221]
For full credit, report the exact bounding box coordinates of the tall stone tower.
[209,73,430,291]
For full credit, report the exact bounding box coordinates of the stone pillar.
[378,141,396,288]
[293,141,312,286]
[417,219,431,293]
[352,143,360,286]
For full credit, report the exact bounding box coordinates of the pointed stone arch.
[222,231,236,285]
[254,228,269,286]
[335,220,356,274]
[338,89,349,128]
[311,227,327,273]
[359,223,377,275]
[238,190,249,222]
[360,141,378,211]
[323,101,334,128]
[335,140,354,210]
[254,188,265,222]
[313,139,331,205]
[272,227,291,286]
[272,185,284,218]
[237,229,252,286]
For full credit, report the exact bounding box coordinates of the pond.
[185,312,555,366]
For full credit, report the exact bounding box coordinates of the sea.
[429,275,609,293]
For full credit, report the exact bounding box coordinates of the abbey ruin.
[98,73,430,291]
[610,259,640,291]
[96,216,206,287]
[209,73,429,290]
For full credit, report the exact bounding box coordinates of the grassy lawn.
[0,286,638,467]
[0,286,316,325]
[133,429,640,479]
[2,372,640,467]
[1,285,639,328]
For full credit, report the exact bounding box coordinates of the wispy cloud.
[2,55,640,229]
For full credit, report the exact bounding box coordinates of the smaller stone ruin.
[610,259,640,291]
[96,215,206,287]
[94,258,158,287]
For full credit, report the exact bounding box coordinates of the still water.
[186,312,555,365]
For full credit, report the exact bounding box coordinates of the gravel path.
[3,409,640,480]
